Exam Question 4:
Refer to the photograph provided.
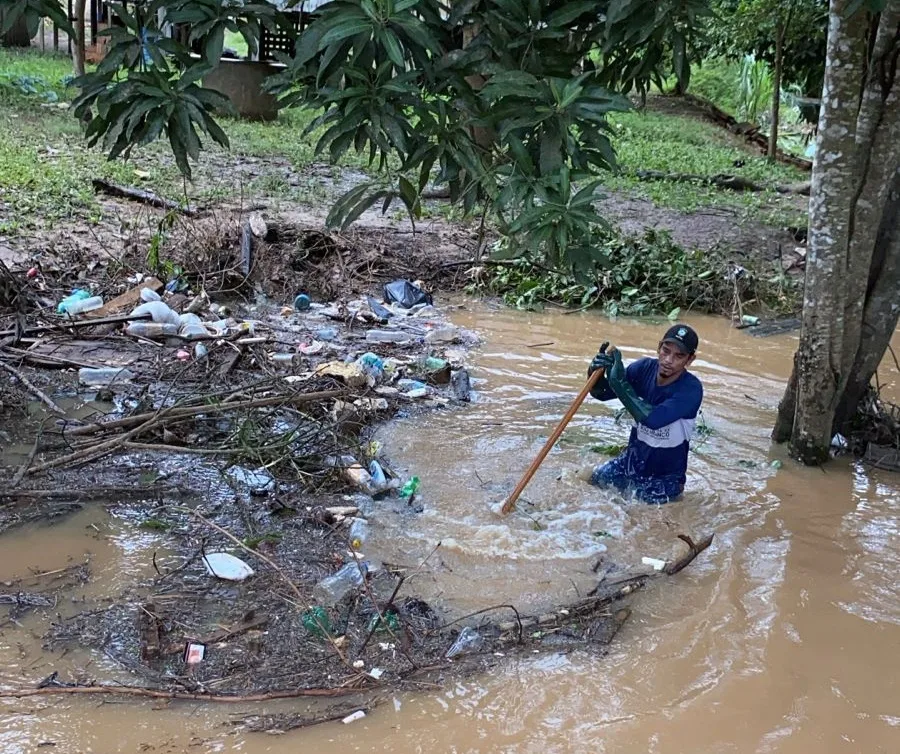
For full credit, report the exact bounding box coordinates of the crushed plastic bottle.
[424,326,458,344]
[368,460,387,488]
[313,562,367,606]
[131,301,181,326]
[78,367,136,386]
[365,330,412,344]
[179,323,209,340]
[445,626,483,658]
[126,322,179,339]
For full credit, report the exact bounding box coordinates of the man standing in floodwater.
[583,324,703,504]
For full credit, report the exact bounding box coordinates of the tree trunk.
[72,0,87,77]
[773,1,900,463]
[767,16,787,161]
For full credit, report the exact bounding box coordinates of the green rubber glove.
[607,350,653,423]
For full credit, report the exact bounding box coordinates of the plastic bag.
[383,279,432,308]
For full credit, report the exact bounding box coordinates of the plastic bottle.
[131,301,181,326]
[126,322,179,339]
[301,606,333,638]
[313,562,367,605]
[368,460,387,488]
[365,330,412,344]
[56,289,90,314]
[293,293,311,311]
[445,626,484,658]
[400,476,420,498]
[349,517,369,549]
[179,323,209,340]
[424,326,458,344]
[78,367,136,385]
[61,296,103,316]
[315,327,338,341]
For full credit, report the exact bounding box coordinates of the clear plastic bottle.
[126,322,179,339]
[349,517,369,549]
[62,296,104,316]
[130,301,181,326]
[313,562,367,605]
[445,626,484,658]
[424,326,458,344]
[365,330,412,344]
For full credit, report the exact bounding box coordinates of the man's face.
[657,340,695,380]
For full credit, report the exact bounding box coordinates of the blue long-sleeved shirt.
[590,357,703,484]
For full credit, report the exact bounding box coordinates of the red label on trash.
[183,642,205,665]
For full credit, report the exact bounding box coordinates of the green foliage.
[65,0,291,178]
[9,0,720,275]
[703,0,828,98]
[689,58,743,115]
[473,228,802,316]
[0,0,72,37]
[738,54,774,124]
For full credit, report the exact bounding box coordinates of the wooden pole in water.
[500,344,612,515]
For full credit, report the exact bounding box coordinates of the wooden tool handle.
[500,344,612,515]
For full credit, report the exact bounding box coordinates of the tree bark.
[774,1,900,463]
[768,16,786,161]
[72,0,87,77]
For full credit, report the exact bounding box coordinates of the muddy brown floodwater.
[1,302,898,753]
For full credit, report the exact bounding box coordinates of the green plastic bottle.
[302,606,332,638]
[400,476,420,498]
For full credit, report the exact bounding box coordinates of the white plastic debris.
[226,466,275,493]
[352,659,365,669]
[131,300,181,326]
[342,710,366,724]
[202,552,255,581]
[641,557,667,571]
[368,667,384,680]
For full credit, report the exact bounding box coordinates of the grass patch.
[0,48,376,237]
[1,47,804,240]
[605,108,807,228]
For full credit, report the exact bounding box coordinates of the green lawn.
[0,47,807,239]
[605,108,808,227]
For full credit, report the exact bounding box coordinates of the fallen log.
[0,684,360,702]
[677,93,813,171]
[634,170,810,196]
[91,179,198,216]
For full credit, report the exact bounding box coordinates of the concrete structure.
[202,59,284,121]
